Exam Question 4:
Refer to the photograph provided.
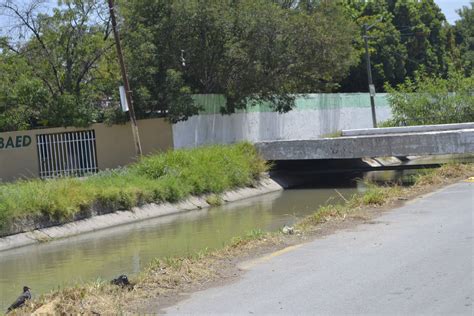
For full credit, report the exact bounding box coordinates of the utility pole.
[107,0,142,156]
[363,23,378,128]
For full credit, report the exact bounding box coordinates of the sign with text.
[0,135,32,150]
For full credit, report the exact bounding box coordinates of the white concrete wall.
[172,100,392,148]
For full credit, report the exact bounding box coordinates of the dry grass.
[13,163,474,315]
[298,163,473,231]
[296,184,403,230]
[19,230,280,315]
[413,163,472,186]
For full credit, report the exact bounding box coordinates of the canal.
[1,157,468,311]
[0,179,361,310]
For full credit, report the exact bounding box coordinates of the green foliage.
[340,1,407,91]
[1,0,357,129]
[360,185,387,205]
[0,0,118,131]
[230,228,265,247]
[0,54,46,131]
[0,143,268,234]
[205,194,223,206]
[132,142,265,195]
[1,0,469,130]
[341,0,452,92]
[163,69,200,123]
[385,70,474,125]
[454,2,474,76]
[123,0,357,116]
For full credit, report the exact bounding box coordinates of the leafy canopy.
[0,0,117,131]
[340,0,452,92]
[454,2,474,76]
[122,0,358,119]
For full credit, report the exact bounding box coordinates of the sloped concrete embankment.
[0,178,283,252]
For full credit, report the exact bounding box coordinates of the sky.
[0,0,472,30]
[435,0,472,23]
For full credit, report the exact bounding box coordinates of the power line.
[390,50,440,72]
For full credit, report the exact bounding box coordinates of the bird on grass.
[111,275,133,290]
[6,286,31,313]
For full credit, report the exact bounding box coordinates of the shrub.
[385,71,474,126]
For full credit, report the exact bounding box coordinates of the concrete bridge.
[256,123,474,161]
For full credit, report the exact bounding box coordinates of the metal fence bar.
[53,134,59,177]
[55,134,61,176]
[78,132,83,175]
[46,134,52,178]
[59,133,65,176]
[42,134,47,178]
[91,130,97,172]
[79,132,84,175]
[86,130,92,173]
[72,132,78,175]
[64,133,70,177]
[67,132,73,177]
[37,135,44,177]
[37,134,41,177]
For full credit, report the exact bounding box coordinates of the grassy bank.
[0,142,267,236]
[14,163,473,315]
[299,163,474,229]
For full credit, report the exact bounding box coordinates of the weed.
[206,194,223,206]
[321,130,342,138]
[0,142,268,236]
[361,186,387,205]
[298,163,473,232]
[230,229,265,248]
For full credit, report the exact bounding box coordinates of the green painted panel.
[192,93,390,115]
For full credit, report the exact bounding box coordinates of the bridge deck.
[256,128,474,160]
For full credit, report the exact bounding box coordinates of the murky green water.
[0,186,358,311]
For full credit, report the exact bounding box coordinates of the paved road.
[165,182,474,315]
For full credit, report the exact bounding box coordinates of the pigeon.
[7,286,31,313]
[111,275,133,289]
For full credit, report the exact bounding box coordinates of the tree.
[0,0,118,129]
[454,2,474,76]
[392,0,449,77]
[0,48,50,131]
[0,0,360,130]
[339,1,407,92]
[341,0,452,92]
[122,0,358,118]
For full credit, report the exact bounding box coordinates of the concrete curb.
[0,178,283,253]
